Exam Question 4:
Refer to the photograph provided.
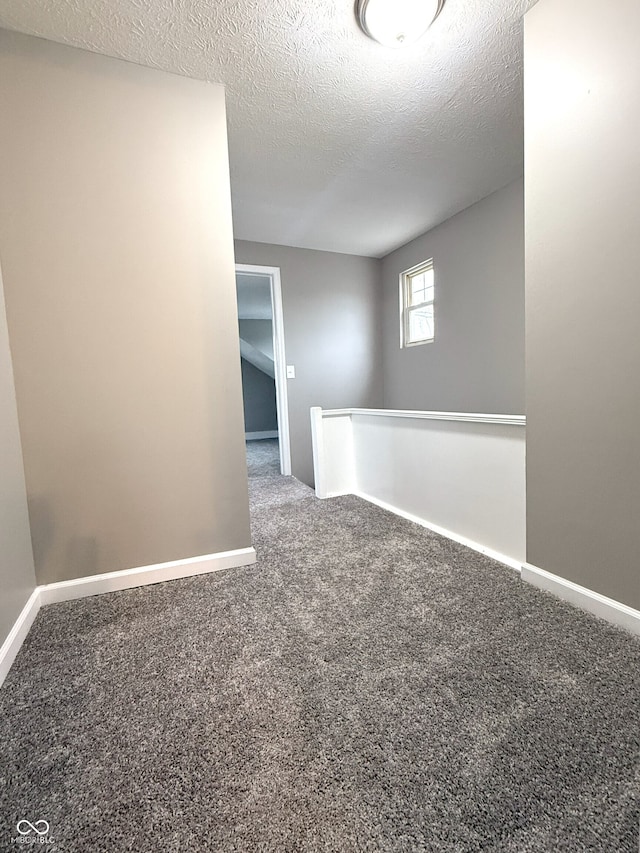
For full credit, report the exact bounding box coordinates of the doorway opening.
[235,264,291,476]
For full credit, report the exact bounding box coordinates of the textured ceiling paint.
[0,0,537,257]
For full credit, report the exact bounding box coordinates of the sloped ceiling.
[0,0,537,257]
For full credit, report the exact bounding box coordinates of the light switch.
[286,365,296,379]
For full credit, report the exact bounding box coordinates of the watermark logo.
[16,822,49,837]
[12,820,54,845]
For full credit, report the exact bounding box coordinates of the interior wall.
[234,241,383,486]
[0,262,37,646]
[0,30,251,584]
[381,180,525,414]
[239,320,274,359]
[524,0,640,609]
[240,358,278,433]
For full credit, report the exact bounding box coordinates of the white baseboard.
[0,590,41,688]
[521,562,640,636]
[245,431,278,441]
[354,491,522,572]
[0,546,256,688]
[38,547,257,605]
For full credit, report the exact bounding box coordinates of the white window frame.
[400,259,435,348]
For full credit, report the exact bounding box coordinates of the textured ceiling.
[0,0,537,257]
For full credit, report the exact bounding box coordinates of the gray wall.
[0,30,251,584]
[381,180,525,413]
[0,263,37,646]
[525,0,640,609]
[239,320,274,359]
[241,358,278,433]
[234,241,383,486]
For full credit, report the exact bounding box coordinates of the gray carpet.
[1,438,639,851]
[246,436,281,478]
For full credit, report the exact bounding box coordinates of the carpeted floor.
[246,436,281,478]
[1,438,639,851]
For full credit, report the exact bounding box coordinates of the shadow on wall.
[26,495,55,581]
[240,358,277,434]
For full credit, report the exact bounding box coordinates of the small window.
[401,260,435,347]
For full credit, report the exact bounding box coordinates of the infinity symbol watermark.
[16,821,50,836]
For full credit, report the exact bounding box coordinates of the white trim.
[38,547,256,605]
[521,562,640,636]
[269,266,291,476]
[0,590,41,688]
[245,430,278,441]
[310,407,328,499]
[320,408,526,427]
[354,491,522,572]
[236,264,291,476]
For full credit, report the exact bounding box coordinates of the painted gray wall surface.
[239,320,274,359]
[381,180,525,414]
[241,358,278,433]
[0,264,37,646]
[525,0,640,609]
[0,30,251,584]
[234,241,383,486]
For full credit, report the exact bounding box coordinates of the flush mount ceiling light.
[356,0,445,48]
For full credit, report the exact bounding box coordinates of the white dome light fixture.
[356,0,445,48]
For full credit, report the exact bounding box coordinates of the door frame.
[235,263,291,476]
